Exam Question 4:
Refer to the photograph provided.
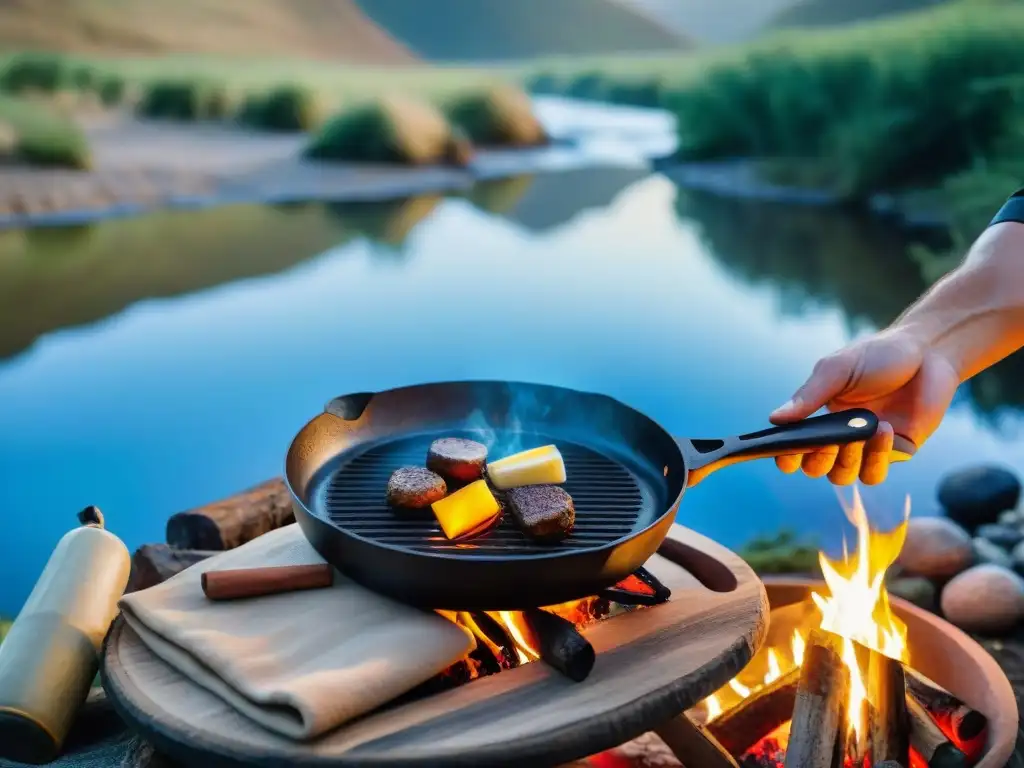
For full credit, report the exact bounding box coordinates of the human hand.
[769,328,961,485]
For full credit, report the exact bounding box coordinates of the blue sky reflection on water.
[2,174,1024,615]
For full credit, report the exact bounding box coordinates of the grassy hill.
[0,0,417,63]
[613,0,797,43]
[354,0,690,61]
[766,0,952,30]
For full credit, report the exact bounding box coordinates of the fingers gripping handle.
[682,408,880,486]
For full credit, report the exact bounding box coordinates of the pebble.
[1011,540,1024,575]
[977,523,1024,550]
[973,537,1013,569]
[938,465,1022,531]
[941,564,1024,634]
[999,509,1023,527]
[897,517,975,578]
[887,576,937,612]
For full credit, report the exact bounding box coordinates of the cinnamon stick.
[706,667,800,755]
[907,695,970,768]
[783,629,849,768]
[201,564,333,601]
[654,713,740,768]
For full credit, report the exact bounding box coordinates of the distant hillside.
[354,0,690,61]
[613,0,797,43]
[0,0,416,63]
[765,0,951,31]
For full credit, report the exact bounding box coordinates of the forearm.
[890,220,1024,382]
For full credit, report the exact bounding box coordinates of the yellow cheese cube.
[431,479,501,540]
[486,445,566,490]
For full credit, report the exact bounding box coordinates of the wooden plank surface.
[99,524,768,767]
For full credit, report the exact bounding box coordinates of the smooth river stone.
[941,564,1024,634]
[938,465,1022,531]
[887,576,937,612]
[897,517,974,578]
[977,523,1024,550]
[973,537,1013,570]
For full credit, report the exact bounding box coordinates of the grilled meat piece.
[505,485,574,542]
[386,467,447,509]
[426,437,488,484]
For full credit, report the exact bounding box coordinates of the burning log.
[600,567,672,606]
[654,713,740,768]
[166,478,294,550]
[906,695,971,768]
[847,643,910,766]
[783,630,849,768]
[905,668,987,756]
[461,611,521,673]
[706,667,800,755]
[520,608,595,682]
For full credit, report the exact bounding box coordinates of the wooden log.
[127,544,217,592]
[165,478,293,551]
[907,695,971,768]
[705,666,800,755]
[905,668,988,751]
[520,608,595,682]
[783,629,849,768]
[847,643,910,765]
[654,712,740,768]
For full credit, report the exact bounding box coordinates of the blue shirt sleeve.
[990,187,1024,226]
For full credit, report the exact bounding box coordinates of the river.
[1,100,1023,617]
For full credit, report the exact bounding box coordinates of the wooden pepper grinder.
[0,506,131,764]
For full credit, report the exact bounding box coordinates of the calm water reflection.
[2,169,1023,617]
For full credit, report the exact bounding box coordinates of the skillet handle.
[680,408,884,487]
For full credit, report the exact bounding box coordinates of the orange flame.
[811,487,910,741]
[697,487,911,751]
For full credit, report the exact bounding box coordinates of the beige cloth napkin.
[118,524,475,741]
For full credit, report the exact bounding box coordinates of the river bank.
[0,97,672,229]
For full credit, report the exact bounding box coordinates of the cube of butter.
[486,445,566,490]
[431,479,501,540]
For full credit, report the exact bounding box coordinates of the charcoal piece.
[601,566,672,605]
[386,467,447,509]
[521,609,594,682]
[426,438,488,484]
[505,485,575,542]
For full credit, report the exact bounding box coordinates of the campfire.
[411,567,672,695]
[689,489,989,768]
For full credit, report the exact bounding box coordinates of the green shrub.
[738,530,822,575]
[666,4,1024,195]
[443,85,547,147]
[566,71,609,101]
[305,96,470,166]
[605,78,663,108]
[0,53,74,94]
[70,65,100,92]
[98,76,126,107]
[235,85,325,132]
[0,96,92,169]
[136,80,231,121]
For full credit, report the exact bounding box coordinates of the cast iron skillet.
[285,380,879,610]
